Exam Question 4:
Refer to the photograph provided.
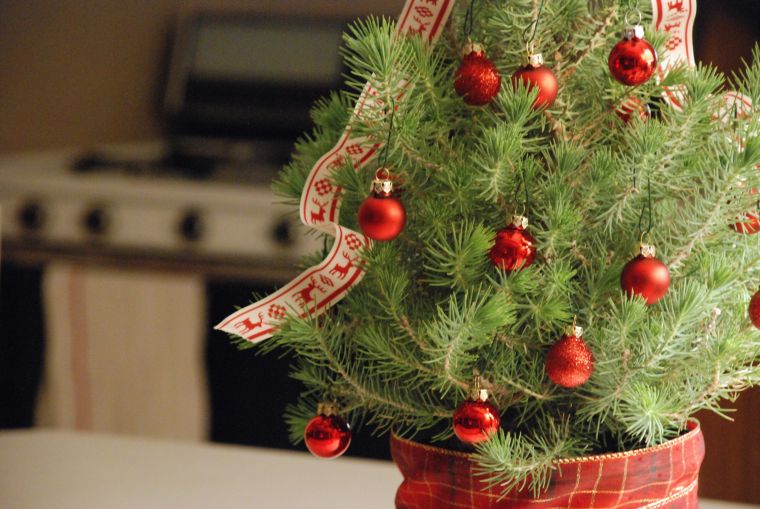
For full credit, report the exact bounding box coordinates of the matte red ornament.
[454,42,501,106]
[304,403,352,459]
[608,25,657,86]
[545,325,594,388]
[615,97,651,124]
[452,388,500,444]
[621,243,670,305]
[510,52,558,109]
[358,169,406,241]
[749,289,760,329]
[489,215,537,272]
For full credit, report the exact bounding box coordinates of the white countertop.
[0,429,757,509]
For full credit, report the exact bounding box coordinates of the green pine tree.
[245,0,759,494]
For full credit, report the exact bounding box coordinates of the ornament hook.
[624,8,642,27]
[376,167,391,181]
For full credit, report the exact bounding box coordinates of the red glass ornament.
[511,52,558,109]
[358,169,406,241]
[489,215,536,272]
[615,97,651,124]
[608,26,657,86]
[452,389,500,444]
[304,404,352,459]
[621,243,670,305]
[749,289,760,329]
[545,325,594,388]
[454,42,501,106]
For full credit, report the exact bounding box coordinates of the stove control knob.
[18,201,46,232]
[273,217,293,246]
[83,206,110,236]
[179,210,204,242]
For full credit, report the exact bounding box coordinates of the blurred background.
[0,0,758,504]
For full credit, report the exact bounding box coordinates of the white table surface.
[0,429,757,509]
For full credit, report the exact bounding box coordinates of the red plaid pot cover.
[392,422,704,509]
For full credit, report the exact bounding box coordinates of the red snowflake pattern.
[346,144,364,155]
[345,233,363,251]
[314,179,334,196]
[267,304,287,320]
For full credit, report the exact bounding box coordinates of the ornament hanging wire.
[523,0,546,54]
[512,167,531,217]
[378,99,396,173]
[462,0,479,39]
[637,176,654,242]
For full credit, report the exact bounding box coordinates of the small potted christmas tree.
[217,1,760,507]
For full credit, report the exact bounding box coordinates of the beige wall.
[0,0,402,153]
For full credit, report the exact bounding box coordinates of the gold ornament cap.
[462,40,485,57]
[371,168,394,197]
[564,324,584,338]
[509,214,529,229]
[639,242,656,258]
[317,402,338,417]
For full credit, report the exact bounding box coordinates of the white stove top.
[0,142,318,281]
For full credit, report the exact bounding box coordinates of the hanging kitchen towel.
[37,263,208,441]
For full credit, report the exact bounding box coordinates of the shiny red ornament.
[358,169,406,241]
[621,243,670,305]
[511,52,558,109]
[452,388,500,444]
[489,215,536,272]
[615,97,651,124]
[545,325,594,388]
[304,403,352,459]
[749,289,760,329]
[454,42,501,106]
[608,25,657,86]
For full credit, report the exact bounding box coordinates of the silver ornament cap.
[527,52,544,68]
[639,242,656,258]
[509,214,529,229]
[624,24,646,40]
[564,324,584,338]
[469,387,489,402]
[370,168,394,196]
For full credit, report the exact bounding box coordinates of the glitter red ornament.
[511,51,558,110]
[358,168,406,241]
[489,214,537,272]
[304,402,352,459]
[452,383,500,444]
[608,23,657,86]
[454,41,502,106]
[621,243,671,305]
[749,288,760,329]
[545,323,594,388]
